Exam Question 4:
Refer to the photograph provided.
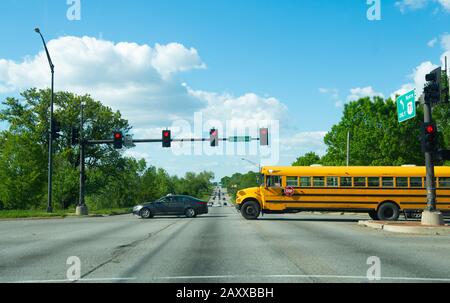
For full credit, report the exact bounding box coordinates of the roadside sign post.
[397,90,416,123]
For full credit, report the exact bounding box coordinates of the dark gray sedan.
[133,195,209,219]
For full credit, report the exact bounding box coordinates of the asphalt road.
[1,204,450,283]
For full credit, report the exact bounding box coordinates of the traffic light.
[210,129,219,147]
[260,128,269,146]
[162,130,171,148]
[421,123,438,153]
[52,119,62,140]
[71,127,80,146]
[113,131,123,149]
[424,67,442,105]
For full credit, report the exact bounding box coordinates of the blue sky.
[1,0,450,179]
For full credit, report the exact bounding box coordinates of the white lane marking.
[11,275,450,283]
[146,274,450,282]
[11,277,136,283]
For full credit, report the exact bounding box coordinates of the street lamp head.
[34,28,40,33]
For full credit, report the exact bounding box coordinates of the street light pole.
[35,28,55,213]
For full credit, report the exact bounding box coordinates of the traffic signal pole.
[421,68,445,226]
[423,102,438,212]
[76,103,88,216]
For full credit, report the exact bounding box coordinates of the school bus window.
[313,177,325,187]
[340,177,352,187]
[286,176,299,187]
[300,177,311,187]
[267,176,282,188]
[368,177,380,187]
[396,177,408,188]
[354,177,366,187]
[410,177,423,188]
[382,177,394,188]
[326,177,338,187]
[439,177,450,188]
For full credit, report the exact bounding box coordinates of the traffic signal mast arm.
[85,137,262,145]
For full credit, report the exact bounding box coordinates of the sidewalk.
[358,220,450,235]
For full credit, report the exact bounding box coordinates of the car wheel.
[241,201,260,220]
[368,210,379,220]
[185,208,196,218]
[377,202,400,221]
[140,208,153,219]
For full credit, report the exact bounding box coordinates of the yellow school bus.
[235,166,450,220]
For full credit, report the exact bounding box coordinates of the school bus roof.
[260,166,450,177]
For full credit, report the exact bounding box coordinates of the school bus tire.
[241,201,261,220]
[377,202,400,221]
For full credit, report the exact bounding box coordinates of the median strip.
[358,220,450,235]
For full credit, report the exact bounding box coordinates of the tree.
[292,152,322,166]
[0,88,130,210]
[321,97,423,166]
[221,171,259,200]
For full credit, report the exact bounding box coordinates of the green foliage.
[321,97,424,166]
[0,89,214,210]
[292,152,322,166]
[221,171,260,200]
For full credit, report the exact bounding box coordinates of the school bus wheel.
[241,201,261,220]
[377,202,400,221]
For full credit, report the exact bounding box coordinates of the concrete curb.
[0,213,132,222]
[0,216,66,222]
[359,220,450,235]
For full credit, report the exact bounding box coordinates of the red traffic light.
[162,130,171,148]
[426,125,435,134]
[114,132,122,139]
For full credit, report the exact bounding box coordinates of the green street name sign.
[397,90,416,123]
[229,136,251,142]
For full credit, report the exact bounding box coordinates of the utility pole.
[76,102,88,216]
[35,28,55,213]
[346,131,350,167]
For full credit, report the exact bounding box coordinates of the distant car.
[133,195,209,219]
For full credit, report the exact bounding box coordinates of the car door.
[153,197,170,214]
[169,196,186,214]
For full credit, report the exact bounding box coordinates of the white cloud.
[186,86,288,130]
[347,86,384,102]
[391,61,439,100]
[438,0,450,11]
[395,0,428,13]
[280,131,327,154]
[151,43,206,79]
[320,86,384,107]
[0,35,291,133]
[319,88,343,107]
[0,36,207,128]
[428,37,438,48]
[396,0,450,12]
[441,33,450,52]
